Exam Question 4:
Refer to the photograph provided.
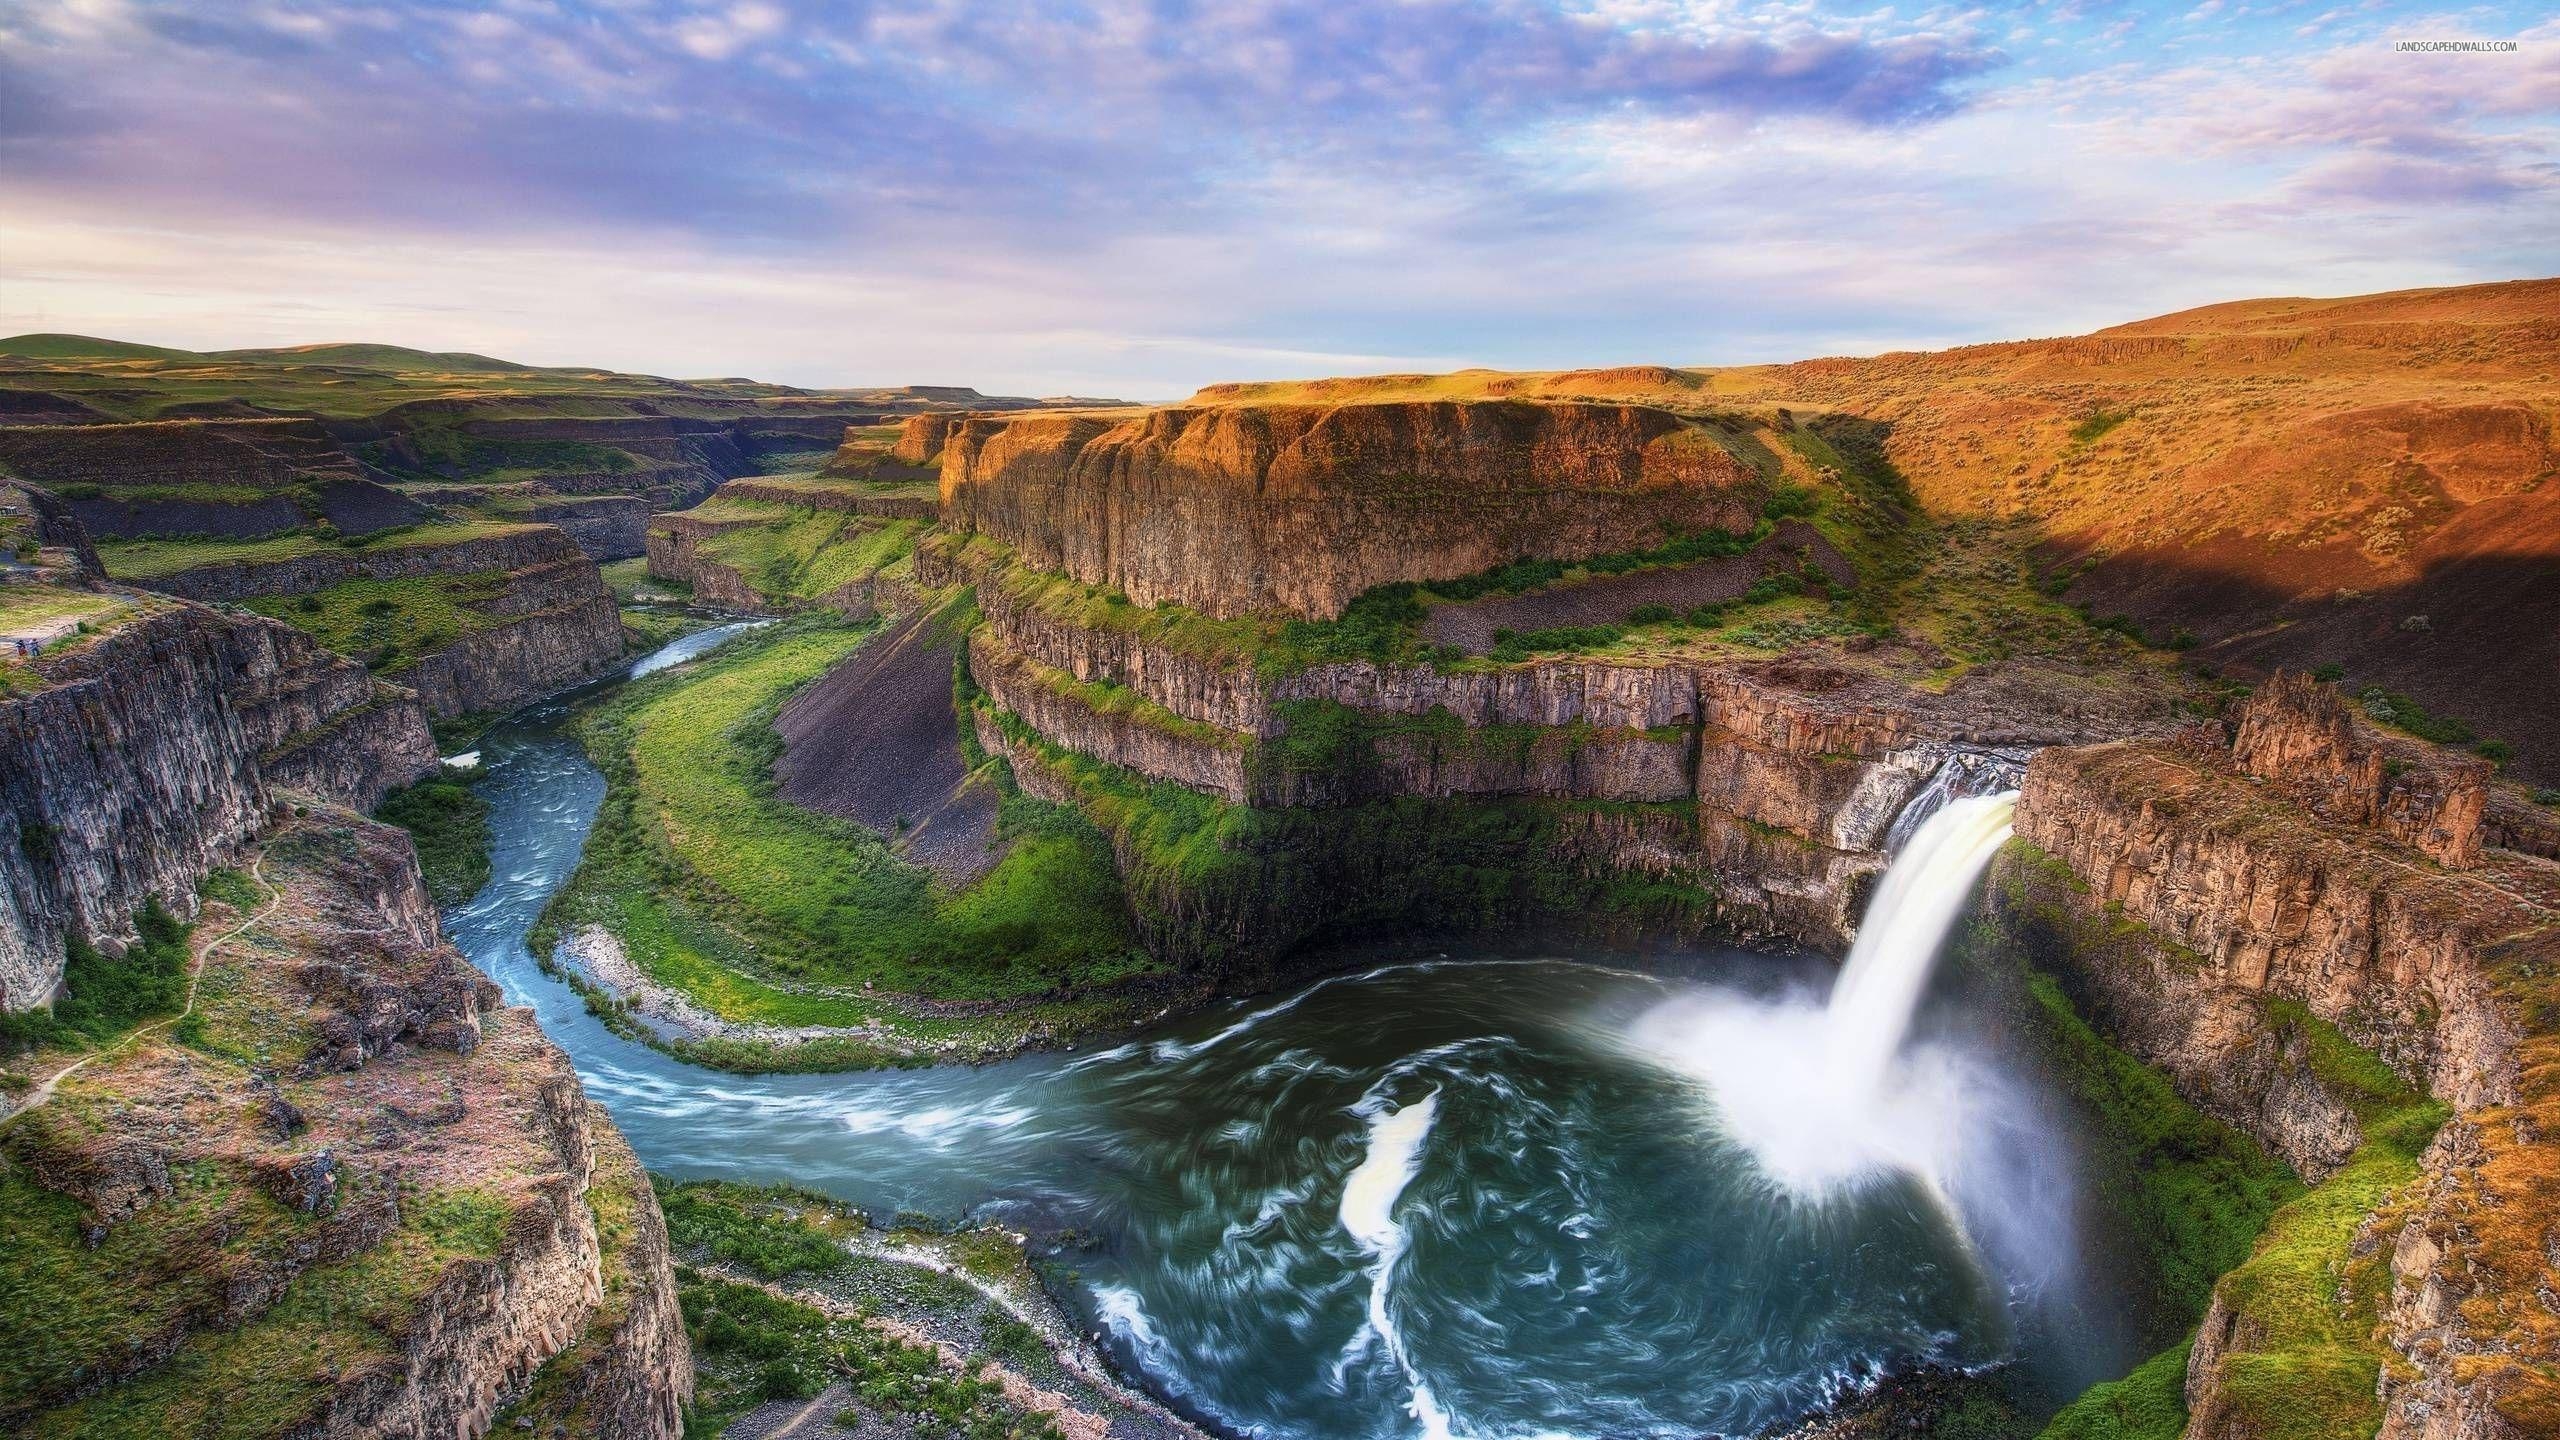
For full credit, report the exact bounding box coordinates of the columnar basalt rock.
[949,528,2183,954]
[2004,674,2560,1440]
[940,401,1767,619]
[891,411,965,466]
[135,526,629,720]
[0,600,435,1010]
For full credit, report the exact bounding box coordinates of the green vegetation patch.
[2015,966,2301,1318]
[2196,1003,2447,1440]
[689,502,919,606]
[0,582,119,634]
[244,572,505,673]
[982,702,1716,970]
[535,616,1151,1058]
[365,431,639,484]
[1984,843,2452,1440]
[11,1182,515,1440]
[375,775,493,904]
[661,1181,1061,1440]
[0,899,189,1056]
[95,519,536,581]
[2038,1342,2191,1440]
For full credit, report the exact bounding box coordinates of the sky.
[0,1,2554,398]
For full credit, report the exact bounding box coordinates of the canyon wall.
[0,598,436,1010]
[0,809,690,1438]
[937,538,2184,963]
[0,417,429,539]
[2002,676,2560,1440]
[140,525,629,719]
[508,495,655,561]
[939,401,1767,619]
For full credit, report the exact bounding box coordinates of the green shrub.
[2475,739,2512,767]
[2310,663,2345,683]
[1626,603,1676,625]
[376,777,493,904]
[0,900,191,1055]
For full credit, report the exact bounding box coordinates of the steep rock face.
[2005,676,2560,1440]
[0,418,429,539]
[141,526,629,720]
[940,401,1766,619]
[2229,671,2490,866]
[0,600,435,1009]
[0,812,691,1438]
[2017,734,2516,1113]
[512,496,654,561]
[891,411,964,465]
[717,475,939,520]
[644,512,780,614]
[398,559,628,719]
[953,535,2186,953]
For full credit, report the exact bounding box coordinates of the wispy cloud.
[0,0,2551,395]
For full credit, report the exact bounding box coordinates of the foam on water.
[1338,1088,1452,1440]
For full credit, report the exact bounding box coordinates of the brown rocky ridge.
[937,399,1768,619]
[1178,278,2560,777]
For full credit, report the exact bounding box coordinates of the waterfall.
[1622,788,2023,1197]
[1824,791,2019,1097]
[1883,751,2026,854]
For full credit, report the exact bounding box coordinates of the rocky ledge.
[933,536,2188,960]
[0,810,691,1439]
[2003,673,2560,1440]
[938,400,1768,619]
[0,596,436,1009]
[138,524,629,720]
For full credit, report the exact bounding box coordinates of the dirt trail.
[3,852,276,1125]
[775,606,1001,885]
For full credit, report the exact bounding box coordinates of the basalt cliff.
[0,810,691,1440]
[939,400,1767,619]
[0,591,438,1010]
[1997,674,2560,1440]
[0,566,688,1436]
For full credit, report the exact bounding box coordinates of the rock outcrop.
[2002,674,2560,1440]
[507,495,654,561]
[890,412,963,466]
[0,810,691,1439]
[939,401,1767,619]
[0,597,436,1010]
[138,525,628,719]
[938,537,2184,961]
[0,417,428,539]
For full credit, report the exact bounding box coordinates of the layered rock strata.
[0,811,691,1438]
[2003,675,2560,1440]
[0,417,428,539]
[938,538,2183,960]
[0,598,436,1009]
[139,525,627,719]
[939,401,1767,618]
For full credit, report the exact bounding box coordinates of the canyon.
[4,279,2558,1440]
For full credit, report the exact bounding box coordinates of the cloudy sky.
[0,1,2553,397]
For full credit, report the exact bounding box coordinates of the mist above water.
[1624,792,2080,1313]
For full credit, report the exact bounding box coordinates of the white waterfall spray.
[1824,791,2019,1097]
[1623,787,2023,1198]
